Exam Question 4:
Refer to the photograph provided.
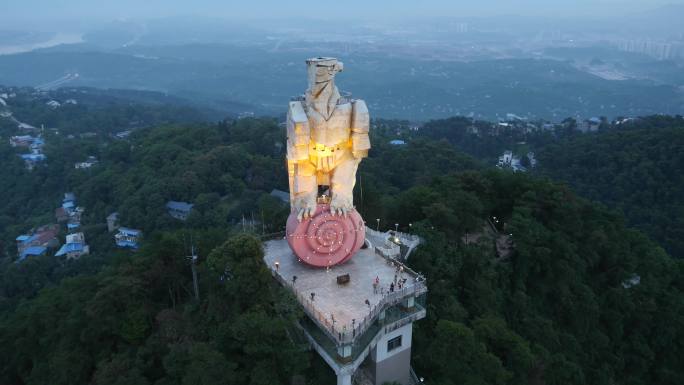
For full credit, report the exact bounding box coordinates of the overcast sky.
[2,0,682,26]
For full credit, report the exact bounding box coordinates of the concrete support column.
[337,373,352,385]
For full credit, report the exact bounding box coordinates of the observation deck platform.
[264,228,427,382]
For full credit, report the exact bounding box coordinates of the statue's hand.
[294,192,317,221]
[330,192,353,217]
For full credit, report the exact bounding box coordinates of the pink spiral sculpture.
[286,204,366,267]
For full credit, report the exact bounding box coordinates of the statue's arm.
[286,101,310,162]
[287,101,316,219]
[350,99,370,158]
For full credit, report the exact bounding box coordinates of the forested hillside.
[416,115,684,258]
[1,111,682,385]
[0,87,218,138]
[537,120,684,258]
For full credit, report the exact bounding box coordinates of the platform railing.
[365,227,421,245]
[268,264,427,346]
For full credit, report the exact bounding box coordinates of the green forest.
[0,96,683,385]
[418,115,684,258]
[536,117,684,258]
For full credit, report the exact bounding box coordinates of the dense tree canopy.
[413,114,684,259]
[405,171,684,385]
[0,103,682,385]
[537,121,684,258]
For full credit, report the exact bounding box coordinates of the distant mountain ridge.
[0,45,681,120]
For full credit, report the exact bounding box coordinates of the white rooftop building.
[497,150,528,172]
[74,156,99,169]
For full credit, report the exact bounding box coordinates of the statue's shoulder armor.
[288,100,308,123]
[351,99,367,109]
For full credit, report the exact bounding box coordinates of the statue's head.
[306,57,343,97]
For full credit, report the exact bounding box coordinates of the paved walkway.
[264,239,410,328]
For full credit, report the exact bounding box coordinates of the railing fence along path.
[268,264,426,345]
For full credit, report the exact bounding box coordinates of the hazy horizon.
[1,0,683,121]
[2,0,684,29]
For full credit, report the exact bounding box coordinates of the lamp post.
[376,218,380,231]
[395,223,399,233]
[408,223,412,235]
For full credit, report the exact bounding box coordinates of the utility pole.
[187,242,200,301]
[261,210,265,235]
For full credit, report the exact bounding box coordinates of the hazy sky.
[2,0,682,25]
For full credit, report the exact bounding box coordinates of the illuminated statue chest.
[307,102,352,147]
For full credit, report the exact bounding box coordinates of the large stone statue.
[285,57,370,267]
[287,57,370,221]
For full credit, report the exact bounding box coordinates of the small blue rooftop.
[166,201,194,212]
[20,153,47,161]
[389,139,406,145]
[20,246,47,259]
[16,235,31,242]
[67,223,80,229]
[116,240,139,249]
[62,201,75,209]
[55,243,84,257]
[118,227,142,236]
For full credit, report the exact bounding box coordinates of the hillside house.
[16,224,59,257]
[20,152,47,170]
[115,227,142,249]
[9,135,35,147]
[166,201,194,220]
[577,117,601,133]
[75,156,98,169]
[55,232,90,259]
[497,151,527,172]
[29,138,45,151]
